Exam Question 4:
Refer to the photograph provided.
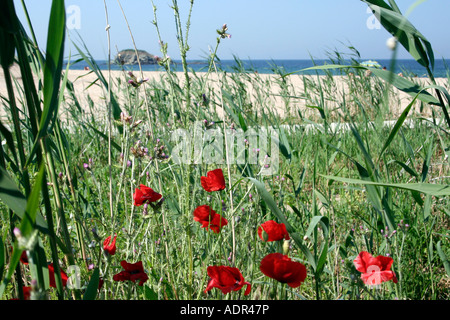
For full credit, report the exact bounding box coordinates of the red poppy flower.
[113,260,148,286]
[48,263,68,288]
[22,286,31,300]
[353,251,398,285]
[193,205,228,233]
[260,253,307,288]
[204,266,251,296]
[257,220,290,242]
[133,184,162,206]
[20,251,29,264]
[201,169,226,192]
[103,234,117,255]
[98,278,104,290]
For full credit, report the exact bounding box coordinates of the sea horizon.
[65,58,450,78]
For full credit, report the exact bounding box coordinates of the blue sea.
[67,58,450,78]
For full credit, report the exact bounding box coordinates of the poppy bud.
[282,239,290,255]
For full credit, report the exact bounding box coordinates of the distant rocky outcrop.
[115,49,159,65]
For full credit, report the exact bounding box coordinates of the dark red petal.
[130,272,149,286]
[273,258,307,288]
[103,234,117,255]
[205,266,249,295]
[208,214,228,233]
[48,263,68,288]
[208,169,226,191]
[133,188,145,206]
[22,286,31,300]
[193,205,216,223]
[260,253,306,288]
[258,220,289,242]
[243,282,252,296]
[113,271,131,282]
[133,185,162,206]
[200,176,213,192]
[140,185,162,202]
[201,169,226,192]
[20,251,29,265]
[260,253,281,279]
[375,255,394,271]
[353,251,374,273]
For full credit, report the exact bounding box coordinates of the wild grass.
[0,0,448,301]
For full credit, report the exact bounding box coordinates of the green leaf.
[388,160,418,178]
[321,174,450,197]
[362,0,434,69]
[316,242,329,275]
[0,166,27,216]
[144,285,158,300]
[305,216,330,240]
[246,177,291,231]
[0,236,4,281]
[436,241,450,277]
[378,89,422,159]
[0,121,18,166]
[0,164,46,298]
[0,0,17,69]
[0,244,23,298]
[0,166,48,233]
[423,194,432,222]
[238,112,247,132]
[83,268,100,300]
[290,233,316,270]
[25,0,66,167]
[21,164,46,237]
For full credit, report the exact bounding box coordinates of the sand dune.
[1,64,448,123]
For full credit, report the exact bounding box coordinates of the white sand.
[1,64,448,123]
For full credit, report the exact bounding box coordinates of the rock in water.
[116,49,159,65]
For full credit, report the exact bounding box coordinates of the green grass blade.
[0,236,4,281]
[71,41,123,128]
[321,174,450,197]
[0,121,19,167]
[41,0,65,131]
[305,216,330,240]
[21,164,46,237]
[247,177,317,268]
[0,166,48,233]
[378,89,422,159]
[0,244,23,298]
[247,177,291,230]
[0,166,27,215]
[0,164,45,297]
[83,268,100,300]
[388,160,419,178]
[316,242,329,275]
[437,241,450,277]
[299,64,440,105]
[25,0,66,167]
[362,0,434,69]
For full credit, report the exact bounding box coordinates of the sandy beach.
[1,64,448,123]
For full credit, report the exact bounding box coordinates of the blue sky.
[13,0,450,61]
